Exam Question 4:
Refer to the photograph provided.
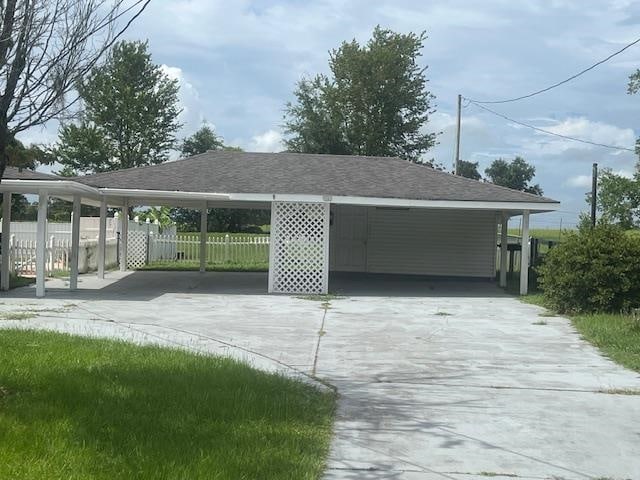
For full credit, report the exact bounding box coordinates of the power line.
[467,36,640,104]
[466,99,636,152]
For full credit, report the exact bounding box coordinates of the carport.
[0,152,559,297]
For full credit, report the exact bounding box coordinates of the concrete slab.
[1,271,639,479]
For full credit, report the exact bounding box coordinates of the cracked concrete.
[1,270,640,479]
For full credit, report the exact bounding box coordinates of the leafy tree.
[284,26,437,163]
[457,160,481,180]
[592,169,640,229]
[0,0,149,182]
[170,208,270,233]
[485,157,543,195]
[628,70,640,156]
[180,125,242,157]
[181,126,224,157]
[0,194,35,221]
[56,40,181,174]
[138,207,174,228]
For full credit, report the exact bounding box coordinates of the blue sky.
[18,0,640,228]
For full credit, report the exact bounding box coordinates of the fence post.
[224,234,230,263]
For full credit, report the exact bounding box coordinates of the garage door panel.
[366,208,496,278]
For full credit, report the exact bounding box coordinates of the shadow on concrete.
[330,272,506,298]
[1,271,507,301]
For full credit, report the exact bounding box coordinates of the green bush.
[537,223,640,313]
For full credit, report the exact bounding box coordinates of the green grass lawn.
[0,330,335,480]
[139,260,268,272]
[8,274,36,289]
[571,313,640,373]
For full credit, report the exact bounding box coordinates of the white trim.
[226,193,558,213]
[98,188,230,202]
[0,179,100,196]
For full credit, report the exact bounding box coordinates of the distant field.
[508,228,640,241]
[507,228,571,240]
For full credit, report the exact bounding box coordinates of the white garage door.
[330,205,497,278]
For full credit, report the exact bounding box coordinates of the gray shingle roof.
[2,166,60,181]
[74,151,558,204]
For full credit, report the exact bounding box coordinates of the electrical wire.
[467,36,640,104]
[466,99,636,152]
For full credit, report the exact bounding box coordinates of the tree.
[484,157,543,195]
[56,40,181,174]
[592,169,640,229]
[628,70,640,157]
[457,160,481,180]
[170,208,270,233]
[0,0,150,182]
[181,125,224,157]
[284,26,437,163]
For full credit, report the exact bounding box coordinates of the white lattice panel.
[268,201,330,294]
[127,231,147,269]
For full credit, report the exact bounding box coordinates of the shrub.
[537,223,640,313]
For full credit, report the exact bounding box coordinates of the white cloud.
[160,64,204,134]
[247,129,284,152]
[517,116,636,155]
[565,174,592,188]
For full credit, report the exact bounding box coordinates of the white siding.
[331,205,498,278]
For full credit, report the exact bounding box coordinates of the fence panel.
[147,233,270,266]
[8,235,73,277]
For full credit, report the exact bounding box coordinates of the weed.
[0,311,37,320]
[598,388,640,396]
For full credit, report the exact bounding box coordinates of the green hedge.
[537,223,640,313]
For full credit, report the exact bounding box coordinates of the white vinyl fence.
[146,233,270,266]
[6,235,71,277]
[0,219,270,276]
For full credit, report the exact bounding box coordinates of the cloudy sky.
[18,0,640,227]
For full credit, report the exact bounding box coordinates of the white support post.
[97,197,107,279]
[321,202,331,294]
[70,196,81,290]
[267,202,276,293]
[1,192,11,291]
[36,191,48,298]
[199,203,207,273]
[120,199,129,271]
[520,210,530,295]
[499,212,508,288]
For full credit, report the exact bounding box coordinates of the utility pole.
[454,94,461,175]
[591,162,598,228]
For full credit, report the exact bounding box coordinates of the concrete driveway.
[2,271,640,479]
